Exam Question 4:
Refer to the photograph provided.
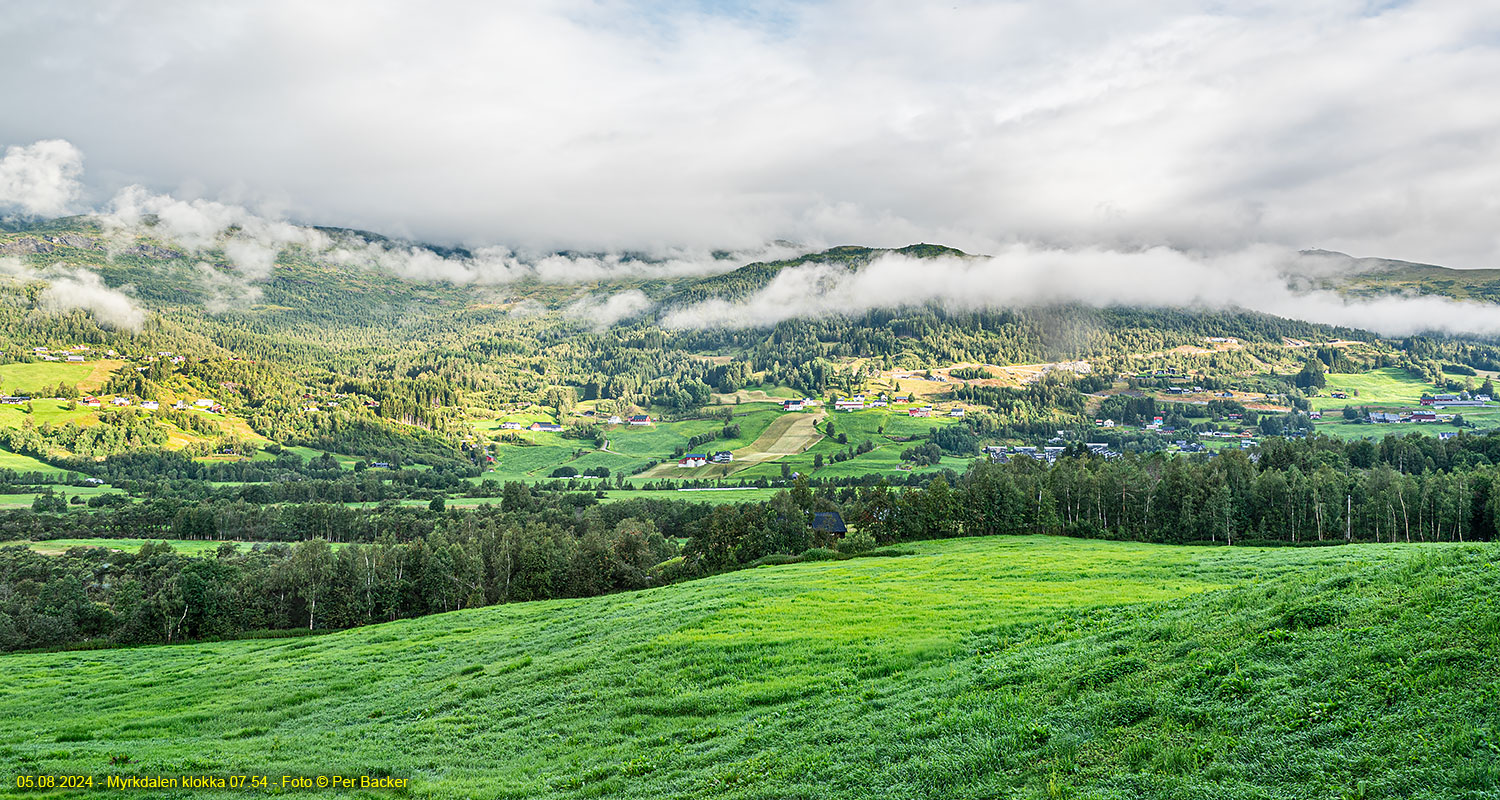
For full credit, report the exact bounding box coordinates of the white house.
[499,421,523,430]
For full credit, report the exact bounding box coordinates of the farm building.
[529,422,563,432]
[629,415,652,426]
[810,511,847,538]
[782,400,804,411]
[678,454,708,468]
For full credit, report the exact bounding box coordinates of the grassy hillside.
[2,536,1496,798]
[1300,250,1500,302]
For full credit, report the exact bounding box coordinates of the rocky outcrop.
[0,237,55,255]
[54,234,106,251]
[119,243,183,259]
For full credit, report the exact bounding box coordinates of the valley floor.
[1,536,1496,798]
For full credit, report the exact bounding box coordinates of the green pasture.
[730,409,965,480]
[4,538,325,557]
[0,486,124,508]
[1311,367,1432,411]
[0,360,117,395]
[0,399,100,430]
[0,536,1493,798]
[0,445,65,475]
[486,410,783,481]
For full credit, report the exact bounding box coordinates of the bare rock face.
[119,243,183,259]
[54,234,106,251]
[0,237,55,255]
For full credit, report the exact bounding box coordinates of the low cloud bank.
[661,246,1500,338]
[324,241,803,286]
[0,138,806,308]
[0,140,84,219]
[565,290,653,331]
[0,256,144,331]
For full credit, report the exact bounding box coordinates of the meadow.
[1310,367,1430,411]
[484,409,783,481]
[0,486,125,508]
[3,538,315,556]
[0,445,65,475]
[2,535,1494,799]
[0,361,119,396]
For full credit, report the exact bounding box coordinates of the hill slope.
[2,536,1497,798]
[1296,249,1500,302]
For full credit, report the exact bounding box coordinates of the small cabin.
[810,511,847,539]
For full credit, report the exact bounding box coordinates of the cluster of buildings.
[677,451,733,468]
[982,442,1122,464]
[29,345,106,363]
[1421,394,1492,408]
[1368,410,1443,424]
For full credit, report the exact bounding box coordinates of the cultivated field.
[642,411,826,478]
[2,536,1491,798]
[1310,367,1430,410]
[0,360,121,395]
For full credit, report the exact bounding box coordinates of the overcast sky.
[1,0,1498,266]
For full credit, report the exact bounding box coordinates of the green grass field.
[1311,367,1431,411]
[1308,367,1500,439]
[0,445,65,475]
[0,360,120,395]
[4,538,317,556]
[729,409,967,480]
[485,410,784,482]
[0,486,124,508]
[3,536,1494,798]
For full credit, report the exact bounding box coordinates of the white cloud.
[661,246,1500,338]
[103,185,328,279]
[0,256,145,331]
[0,1,1495,266]
[565,290,654,331]
[0,140,84,218]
